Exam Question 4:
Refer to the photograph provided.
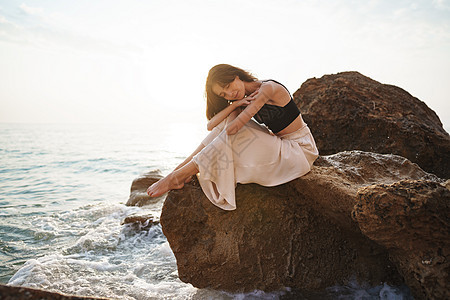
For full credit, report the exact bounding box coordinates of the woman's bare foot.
[146,172,184,197]
[146,160,199,197]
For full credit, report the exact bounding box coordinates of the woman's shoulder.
[260,79,291,101]
[261,79,290,92]
[261,79,283,85]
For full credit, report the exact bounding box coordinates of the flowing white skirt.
[192,116,319,210]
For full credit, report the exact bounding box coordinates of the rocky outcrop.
[159,151,442,294]
[0,284,106,299]
[293,71,450,179]
[353,180,450,300]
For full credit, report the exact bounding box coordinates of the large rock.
[160,150,442,293]
[293,71,450,179]
[353,180,450,300]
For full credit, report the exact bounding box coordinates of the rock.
[160,150,441,293]
[293,71,450,179]
[126,170,164,206]
[296,151,441,231]
[121,214,160,230]
[353,180,450,300]
[0,284,106,299]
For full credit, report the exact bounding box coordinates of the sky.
[0,0,449,131]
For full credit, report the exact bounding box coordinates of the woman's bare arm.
[207,102,238,131]
[225,82,277,135]
[207,98,254,131]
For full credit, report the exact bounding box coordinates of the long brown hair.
[205,64,257,120]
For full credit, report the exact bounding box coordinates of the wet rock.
[353,180,450,300]
[0,284,106,299]
[160,150,440,293]
[121,214,160,230]
[126,170,164,206]
[293,71,450,179]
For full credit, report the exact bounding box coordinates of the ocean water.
[0,122,413,299]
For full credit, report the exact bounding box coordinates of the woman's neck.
[244,80,262,96]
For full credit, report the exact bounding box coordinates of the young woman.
[146,64,319,210]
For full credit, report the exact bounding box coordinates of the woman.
[146,64,319,210]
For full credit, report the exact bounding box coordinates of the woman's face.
[212,76,245,101]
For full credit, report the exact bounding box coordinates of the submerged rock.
[0,284,106,299]
[160,151,441,294]
[293,71,450,179]
[353,180,450,300]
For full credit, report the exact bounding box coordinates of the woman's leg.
[146,160,199,197]
[147,117,234,198]
[174,143,205,183]
[147,121,226,196]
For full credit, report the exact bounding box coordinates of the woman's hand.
[232,89,259,107]
[232,98,251,107]
[226,89,260,135]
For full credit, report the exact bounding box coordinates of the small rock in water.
[122,214,160,230]
[126,170,164,207]
[0,283,107,299]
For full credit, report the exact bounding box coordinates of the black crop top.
[253,79,301,133]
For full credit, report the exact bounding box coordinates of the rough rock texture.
[293,71,450,179]
[160,150,442,293]
[291,151,441,232]
[353,180,450,300]
[0,284,106,299]
[126,170,163,206]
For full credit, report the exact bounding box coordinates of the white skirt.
[192,116,319,210]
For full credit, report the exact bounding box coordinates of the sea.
[0,122,413,299]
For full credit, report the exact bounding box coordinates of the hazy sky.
[1,0,449,130]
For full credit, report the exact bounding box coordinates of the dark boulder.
[293,71,450,179]
[160,151,441,293]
